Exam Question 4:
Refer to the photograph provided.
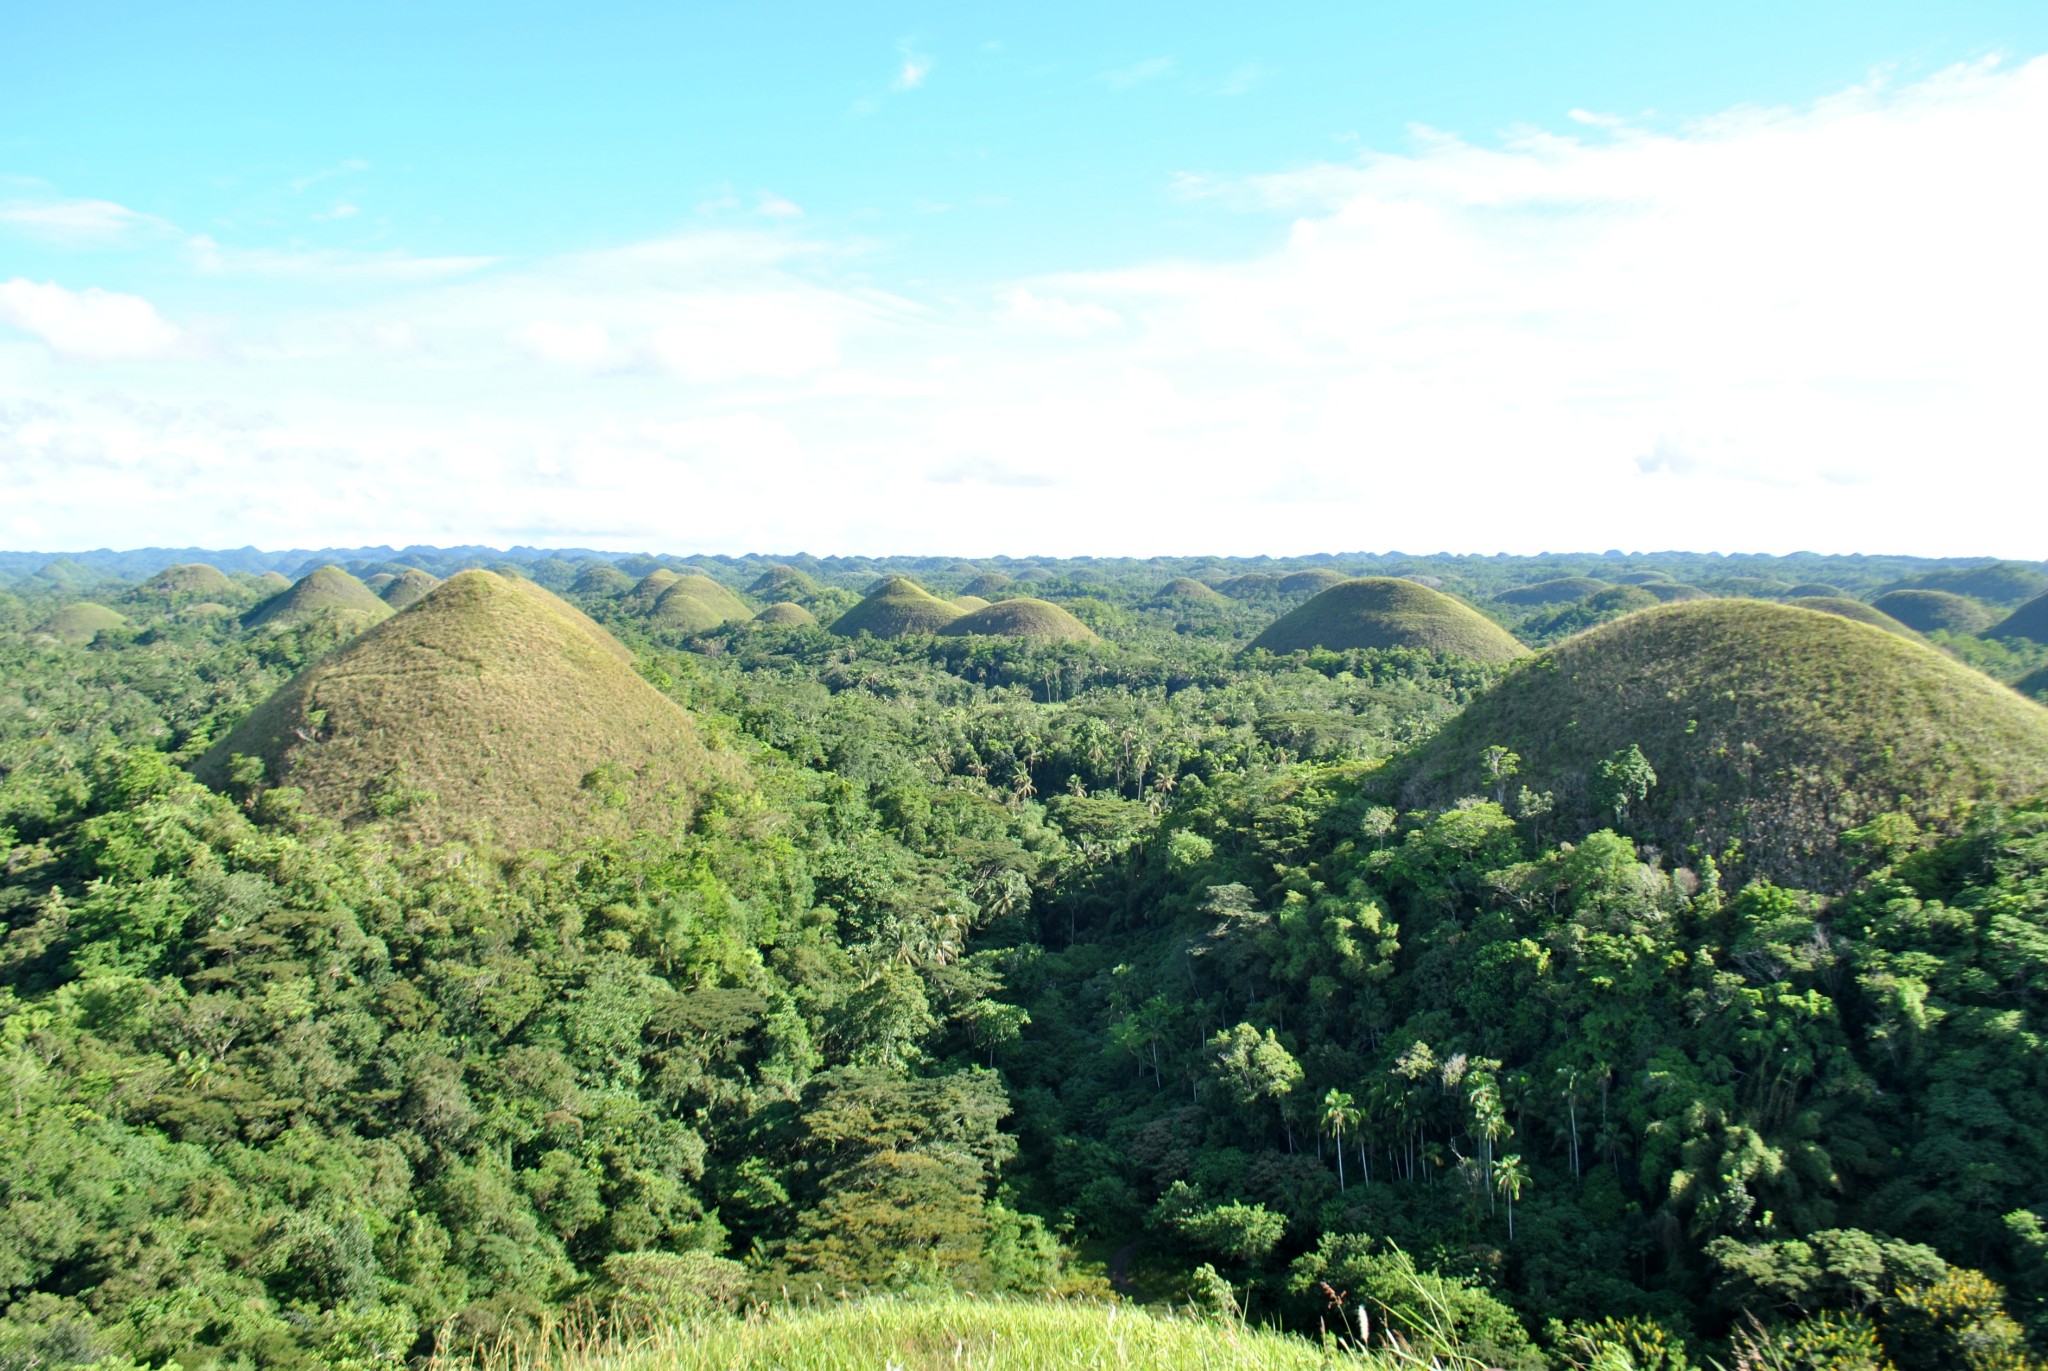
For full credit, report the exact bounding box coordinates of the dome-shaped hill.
[1882,563,2048,607]
[1870,589,1993,636]
[364,573,397,592]
[1613,572,1674,585]
[751,601,817,628]
[2021,667,2048,704]
[1583,586,1662,615]
[1218,573,1281,599]
[632,569,683,603]
[1402,575,1446,590]
[380,568,439,611]
[1786,596,1919,638]
[963,572,1013,597]
[572,564,636,597]
[1250,579,1527,663]
[255,571,293,592]
[1399,600,2048,886]
[830,577,964,638]
[951,594,991,611]
[39,602,127,644]
[1637,582,1712,603]
[243,566,393,634]
[649,576,752,634]
[144,563,237,598]
[1497,577,1608,606]
[941,598,1097,643]
[749,564,820,598]
[1155,577,1229,607]
[1705,576,1796,597]
[195,571,727,849]
[178,601,232,619]
[1785,582,1848,599]
[1279,569,1348,596]
[1990,592,2048,645]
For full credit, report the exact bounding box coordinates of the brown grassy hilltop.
[1400,599,2048,885]
[196,570,731,848]
[1251,578,1527,662]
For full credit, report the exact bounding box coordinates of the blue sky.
[3,2,2046,554]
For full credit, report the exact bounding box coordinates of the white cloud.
[5,56,2046,555]
[0,278,187,361]
[0,197,176,246]
[756,193,805,220]
[185,235,498,281]
[512,320,617,371]
[892,42,933,91]
[290,157,370,192]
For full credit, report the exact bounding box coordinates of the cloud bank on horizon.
[2,50,2044,557]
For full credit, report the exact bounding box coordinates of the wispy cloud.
[1099,56,1174,90]
[756,193,805,220]
[0,196,177,246]
[185,235,498,282]
[1211,63,1273,97]
[289,157,370,193]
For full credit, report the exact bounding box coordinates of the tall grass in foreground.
[432,1295,1497,1371]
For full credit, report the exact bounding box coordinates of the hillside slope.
[197,570,728,847]
[1400,600,2048,884]
[1251,578,1527,662]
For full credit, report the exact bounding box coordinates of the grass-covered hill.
[195,570,727,848]
[1991,591,2048,645]
[1871,588,1995,635]
[379,566,439,610]
[1496,576,1607,605]
[951,594,992,611]
[1250,578,1528,663]
[140,563,238,599]
[36,601,127,643]
[2023,665,2048,702]
[750,601,817,628]
[573,563,637,597]
[830,576,965,638]
[253,569,292,592]
[632,568,684,603]
[1401,599,2048,884]
[242,565,393,633]
[941,597,1099,643]
[748,564,819,598]
[650,575,754,633]
[1784,581,1847,598]
[1277,568,1347,596]
[964,571,1014,597]
[1785,595,1919,637]
[1636,582,1711,602]
[1881,561,2048,606]
[492,1297,1415,1371]
[1155,576,1230,606]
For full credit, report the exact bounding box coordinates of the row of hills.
[11,547,2048,890]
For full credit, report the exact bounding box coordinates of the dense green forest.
[5,548,2048,1370]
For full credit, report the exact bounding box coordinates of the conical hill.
[649,575,752,633]
[39,602,127,644]
[1399,600,2048,886]
[572,564,636,597]
[751,602,818,628]
[379,567,440,611]
[1990,592,2048,645]
[1279,569,1348,596]
[941,598,1097,643]
[830,577,964,638]
[748,564,820,598]
[255,571,293,592]
[1250,578,1527,663]
[195,571,727,848]
[243,566,393,633]
[1870,589,1993,636]
[1155,577,1229,607]
[143,563,237,598]
[963,572,1013,597]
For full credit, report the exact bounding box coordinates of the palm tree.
[1321,1089,1361,1191]
[1494,1153,1530,1240]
